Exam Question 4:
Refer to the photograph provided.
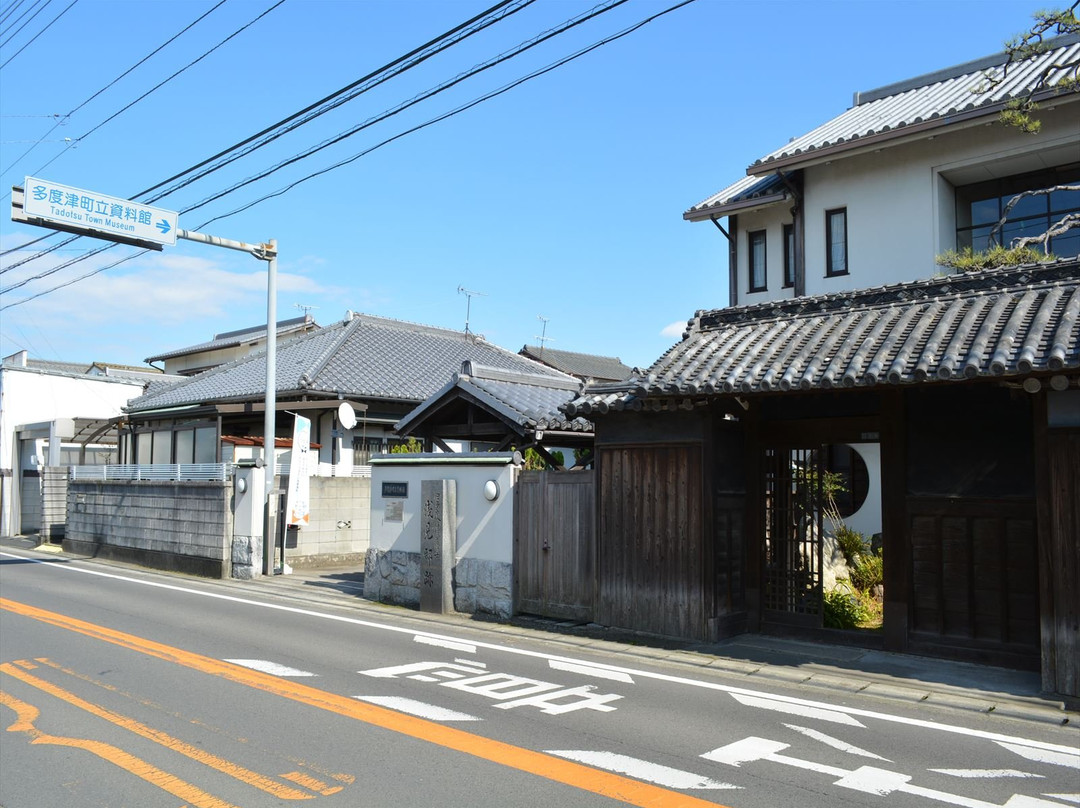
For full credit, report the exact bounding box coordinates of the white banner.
[285,414,311,526]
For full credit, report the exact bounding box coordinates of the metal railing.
[70,464,229,482]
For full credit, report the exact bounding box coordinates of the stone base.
[363,550,512,619]
[64,537,227,579]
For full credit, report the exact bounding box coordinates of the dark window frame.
[825,208,848,277]
[782,223,796,288]
[748,229,767,293]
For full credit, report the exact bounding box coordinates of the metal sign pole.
[178,229,279,576]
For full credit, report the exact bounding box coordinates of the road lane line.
[930,770,1042,779]
[3,550,1075,756]
[0,689,241,808]
[996,742,1080,770]
[547,750,739,790]
[414,635,476,653]
[0,661,314,801]
[731,693,866,727]
[224,659,317,677]
[549,659,635,683]
[281,771,343,796]
[354,696,481,721]
[0,597,731,808]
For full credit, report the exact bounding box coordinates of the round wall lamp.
[236,477,248,494]
[483,480,499,501]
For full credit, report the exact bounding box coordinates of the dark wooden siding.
[908,497,1039,668]
[1042,429,1080,695]
[513,470,595,621]
[597,443,705,639]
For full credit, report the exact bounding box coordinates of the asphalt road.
[2,546,1078,808]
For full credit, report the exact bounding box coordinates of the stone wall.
[363,550,512,619]
[289,476,370,568]
[65,480,232,578]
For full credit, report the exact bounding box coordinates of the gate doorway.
[761,438,882,634]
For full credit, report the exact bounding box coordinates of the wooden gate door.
[513,470,595,621]
[762,446,824,625]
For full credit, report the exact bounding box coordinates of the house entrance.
[761,439,882,633]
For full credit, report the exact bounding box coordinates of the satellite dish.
[337,402,357,430]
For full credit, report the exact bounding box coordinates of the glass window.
[748,229,767,292]
[955,166,1080,256]
[175,430,194,464]
[136,434,152,464]
[826,208,848,276]
[783,223,795,288]
[194,427,217,464]
[151,430,171,464]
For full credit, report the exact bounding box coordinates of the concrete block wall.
[65,480,232,578]
[41,467,68,541]
[289,476,370,568]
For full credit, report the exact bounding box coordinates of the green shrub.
[823,582,871,630]
[834,525,868,565]
[850,550,883,592]
[390,437,423,454]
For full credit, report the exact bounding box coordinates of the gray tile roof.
[686,35,1080,220]
[519,345,634,382]
[144,315,316,363]
[126,313,568,412]
[564,261,1080,415]
[396,362,593,437]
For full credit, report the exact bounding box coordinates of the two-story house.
[563,37,1080,697]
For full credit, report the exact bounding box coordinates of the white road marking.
[548,659,635,683]
[1042,795,1080,804]
[546,750,738,790]
[731,693,865,727]
[414,635,476,653]
[6,550,1075,759]
[784,724,889,760]
[354,696,480,722]
[703,737,1069,808]
[930,770,1042,779]
[997,742,1080,770]
[223,659,316,677]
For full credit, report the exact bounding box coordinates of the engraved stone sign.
[420,479,456,613]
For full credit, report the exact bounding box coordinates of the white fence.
[70,464,229,482]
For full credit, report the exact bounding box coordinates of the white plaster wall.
[729,104,1079,303]
[1,368,143,535]
[841,442,882,540]
[370,457,517,563]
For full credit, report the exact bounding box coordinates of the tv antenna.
[294,303,318,319]
[457,285,487,336]
[535,315,554,355]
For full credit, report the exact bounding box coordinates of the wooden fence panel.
[513,470,595,621]
[597,444,705,639]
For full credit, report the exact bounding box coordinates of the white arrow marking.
[930,770,1042,779]
[547,750,738,790]
[731,693,865,727]
[414,635,476,653]
[354,696,480,722]
[997,742,1080,770]
[784,724,890,760]
[224,659,315,677]
[548,659,634,683]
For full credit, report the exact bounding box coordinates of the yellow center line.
[0,661,313,800]
[0,689,240,808]
[1,596,732,807]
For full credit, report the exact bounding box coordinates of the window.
[783,223,796,288]
[955,167,1080,257]
[825,208,848,276]
[748,229,767,292]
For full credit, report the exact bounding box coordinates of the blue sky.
[0,0,1055,371]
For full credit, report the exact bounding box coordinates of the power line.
[0,0,48,45]
[1,0,522,265]
[182,0,630,215]
[0,0,229,178]
[0,0,78,71]
[0,0,35,28]
[2,0,699,309]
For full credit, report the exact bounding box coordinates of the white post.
[263,240,277,575]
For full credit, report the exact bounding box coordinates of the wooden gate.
[762,446,824,625]
[513,470,595,621]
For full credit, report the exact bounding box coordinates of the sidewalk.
[5,537,1076,728]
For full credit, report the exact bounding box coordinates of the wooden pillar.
[880,389,909,653]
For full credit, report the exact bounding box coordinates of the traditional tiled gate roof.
[564,261,1080,415]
